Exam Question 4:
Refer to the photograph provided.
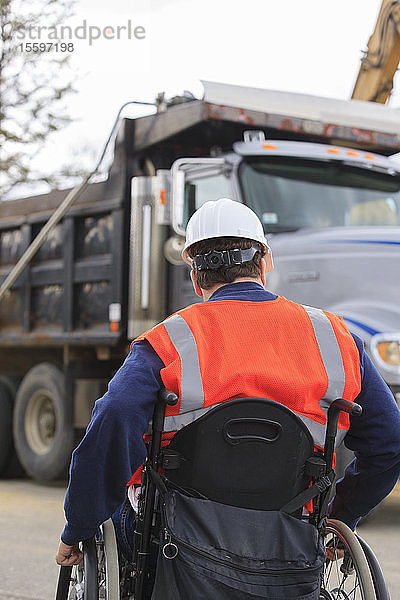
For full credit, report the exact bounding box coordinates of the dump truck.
[0,81,399,481]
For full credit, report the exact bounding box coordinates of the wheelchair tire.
[322,519,377,600]
[356,534,390,600]
[55,520,120,600]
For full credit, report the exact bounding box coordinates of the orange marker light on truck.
[110,321,119,332]
[328,148,340,155]
[346,150,359,157]
[262,143,277,150]
[160,189,166,205]
[364,153,375,160]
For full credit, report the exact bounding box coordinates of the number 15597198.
[19,42,74,52]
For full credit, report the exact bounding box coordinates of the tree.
[0,0,77,198]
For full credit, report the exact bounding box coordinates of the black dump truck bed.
[0,182,125,347]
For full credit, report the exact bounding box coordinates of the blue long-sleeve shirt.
[62,282,400,544]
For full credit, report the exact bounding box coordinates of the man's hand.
[326,545,345,562]
[56,540,83,566]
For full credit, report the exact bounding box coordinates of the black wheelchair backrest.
[162,397,315,511]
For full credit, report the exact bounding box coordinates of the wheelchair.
[56,392,390,600]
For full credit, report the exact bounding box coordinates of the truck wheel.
[13,363,74,481]
[0,383,13,474]
[0,376,25,477]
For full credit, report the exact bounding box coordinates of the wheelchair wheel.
[355,534,390,600]
[321,519,376,600]
[56,519,120,600]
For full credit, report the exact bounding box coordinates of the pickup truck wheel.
[13,364,74,481]
[0,376,24,477]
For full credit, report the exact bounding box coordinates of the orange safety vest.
[128,295,361,484]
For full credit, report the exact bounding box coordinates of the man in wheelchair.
[56,199,400,599]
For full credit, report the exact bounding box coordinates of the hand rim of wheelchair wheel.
[322,519,376,600]
[67,520,119,600]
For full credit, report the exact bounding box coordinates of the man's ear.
[264,250,274,273]
[260,253,274,287]
[190,269,203,297]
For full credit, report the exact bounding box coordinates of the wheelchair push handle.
[324,398,362,470]
[159,388,179,407]
[151,388,178,440]
[329,398,362,418]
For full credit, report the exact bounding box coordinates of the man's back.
[136,282,361,448]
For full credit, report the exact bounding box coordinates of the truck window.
[239,158,400,232]
[183,173,231,227]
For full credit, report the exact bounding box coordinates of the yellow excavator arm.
[352,0,400,103]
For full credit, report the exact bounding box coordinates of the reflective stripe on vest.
[163,314,204,413]
[161,308,349,448]
[301,305,347,447]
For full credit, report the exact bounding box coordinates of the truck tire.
[0,383,13,474]
[13,363,74,481]
[0,376,25,477]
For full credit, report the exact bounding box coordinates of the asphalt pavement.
[0,479,399,600]
[357,488,400,597]
[0,479,66,600]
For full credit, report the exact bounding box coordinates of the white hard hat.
[182,198,270,264]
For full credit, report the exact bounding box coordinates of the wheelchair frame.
[56,392,390,600]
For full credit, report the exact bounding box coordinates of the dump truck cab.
[165,135,400,403]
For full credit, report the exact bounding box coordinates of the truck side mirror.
[171,157,226,237]
[171,165,186,237]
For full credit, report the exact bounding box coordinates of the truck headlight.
[371,334,400,371]
[377,341,400,366]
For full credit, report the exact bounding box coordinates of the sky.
[19,0,400,190]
